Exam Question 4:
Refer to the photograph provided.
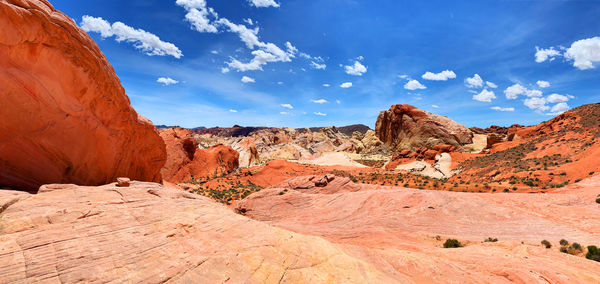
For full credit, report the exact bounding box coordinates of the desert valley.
[1,0,600,283]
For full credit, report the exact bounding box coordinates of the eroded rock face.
[0,0,166,191]
[375,104,473,150]
[159,127,239,183]
[0,182,390,283]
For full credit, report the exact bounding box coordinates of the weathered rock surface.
[0,0,166,191]
[238,175,600,282]
[0,182,390,283]
[159,127,238,183]
[375,104,473,150]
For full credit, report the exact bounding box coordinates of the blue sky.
[51,0,600,128]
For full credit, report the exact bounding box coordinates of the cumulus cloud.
[465,74,483,88]
[248,0,280,8]
[549,102,570,114]
[176,1,297,72]
[340,82,353,88]
[421,70,456,81]
[404,80,426,90]
[241,76,255,83]
[311,61,326,70]
[157,77,179,86]
[243,18,254,25]
[536,80,550,88]
[490,106,515,112]
[229,109,238,113]
[310,99,328,104]
[524,97,550,112]
[535,46,561,63]
[314,112,327,116]
[344,61,367,76]
[546,93,570,103]
[80,16,182,58]
[221,67,230,73]
[473,89,496,102]
[564,36,600,70]
[486,81,498,89]
[280,103,293,109]
[323,84,331,87]
[504,84,542,99]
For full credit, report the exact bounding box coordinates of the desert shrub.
[444,239,462,248]
[560,247,568,253]
[484,237,498,242]
[586,246,600,262]
[560,239,569,246]
[596,197,600,204]
[572,242,582,250]
[541,240,552,248]
[503,188,509,193]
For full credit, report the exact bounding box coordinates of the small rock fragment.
[117,177,131,187]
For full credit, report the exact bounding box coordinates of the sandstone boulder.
[375,104,473,150]
[159,127,239,183]
[231,137,260,167]
[0,0,166,191]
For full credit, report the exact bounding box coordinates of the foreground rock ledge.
[0,182,389,283]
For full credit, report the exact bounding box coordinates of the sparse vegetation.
[443,239,462,248]
[586,246,600,262]
[559,239,569,246]
[484,237,498,242]
[541,240,552,248]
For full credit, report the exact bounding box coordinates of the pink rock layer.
[0,0,166,191]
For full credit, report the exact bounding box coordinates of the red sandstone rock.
[116,177,131,187]
[375,104,473,150]
[160,128,239,183]
[0,0,166,191]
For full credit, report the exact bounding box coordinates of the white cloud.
[248,0,280,8]
[280,103,293,109]
[465,74,483,88]
[221,67,230,73]
[356,56,364,61]
[486,81,498,89]
[336,100,341,104]
[314,112,327,116]
[524,97,550,112]
[157,77,179,86]
[310,99,328,104]
[549,102,570,114]
[535,46,561,63]
[340,82,353,88]
[564,36,600,70]
[322,84,331,87]
[490,106,515,112]
[280,111,289,115]
[421,70,456,81]
[241,76,255,83]
[432,105,439,108]
[536,80,550,88]
[344,61,367,76]
[229,109,238,113]
[398,74,409,79]
[277,81,284,85]
[546,93,570,103]
[404,79,426,90]
[211,50,219,54]
[504,84,542,99]
[472,89,496,102]
[80,16,182,58]
[311,61,326,70]
[243,18,254,25]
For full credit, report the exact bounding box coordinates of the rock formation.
[0,0,166,191]
[0,181,390,283]
[159,127,239,183]
[375,104,473,150]
[237,174,600,282]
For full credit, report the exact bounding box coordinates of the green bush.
[541,240,552,249]
[596,197,600,204]
[586,246,600,262]
[443,239,462,248]
[484,237,498,242]
[559,239,569,246]
[572,242,582,250]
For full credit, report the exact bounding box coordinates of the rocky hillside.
[453,103,600,190]
[0,0,166,191]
